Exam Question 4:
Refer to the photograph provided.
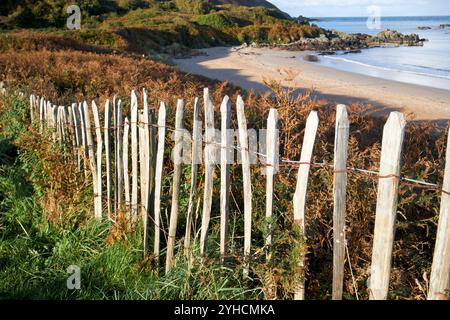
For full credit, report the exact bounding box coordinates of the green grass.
[0,93,268,300]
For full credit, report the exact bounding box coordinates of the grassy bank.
[0,92,269,299]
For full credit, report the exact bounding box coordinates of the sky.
[269,0,450,17]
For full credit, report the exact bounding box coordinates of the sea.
[312,16,450,91]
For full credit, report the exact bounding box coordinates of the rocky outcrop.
[418,26,432,30]
[371,29,422,46]
[263,29,426,53]
[439,24,450,29]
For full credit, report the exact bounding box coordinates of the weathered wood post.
[131,90,139,225]
[184,98,201,256]
[141,88,154,256]
[115,99,124,214]
[236,95,252,278]
[92,101,103,220]
[293,110,319,300]
[78,103,88,178]
[166,99,184,273]
[200,88,216,255]
[428,126,450,300]
[104,99,112,220]
[369,112,406,300]
[332,105,349,300]
[265,108,279,262]
[220,96,232,261]
[123,117,131,217]
[83,101,101,219]
[154,102,166,262]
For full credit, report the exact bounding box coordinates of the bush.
[195,13,237,30]
[175,0,212,15]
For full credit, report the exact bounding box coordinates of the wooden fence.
[24,88,450,300]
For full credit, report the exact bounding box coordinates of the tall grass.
[0,47,446,299]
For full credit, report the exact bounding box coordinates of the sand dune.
[175,46,450,122]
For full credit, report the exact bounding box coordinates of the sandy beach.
[175,46,450,121]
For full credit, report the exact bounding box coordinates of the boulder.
[303,54,319,62]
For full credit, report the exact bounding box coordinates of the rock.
[372,29,422,46]
[417,26,432,30]
[318,51,336,55]
[343,49,362,54]
[303,54,319,62]
[439,24,450,29]
[272,28,424,52]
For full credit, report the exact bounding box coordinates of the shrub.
[195,12,237,30]
[175,0,212,15]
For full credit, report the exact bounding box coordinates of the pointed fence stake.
[369,112,406,300]
[293,110,319,300]
[200,88,216,255]
[236,95,252,278]
[428,126,450,300]
[220,96,232,261]
[265,108,279,262]
[166,99,184,273]
[332,105,349,300]
[154,102,166,262]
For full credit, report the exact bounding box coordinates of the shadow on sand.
[175,49,450,127]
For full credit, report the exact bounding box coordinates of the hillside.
[0,0,318,59]
[212,0,291,17]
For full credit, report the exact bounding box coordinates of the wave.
[321,55,450,80]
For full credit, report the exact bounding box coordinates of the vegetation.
[0,0,444,302]
[0,45,445,299]
[0,0,324,56]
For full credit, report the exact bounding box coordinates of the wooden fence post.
[154,102,166,262]
[123,117,131,218]
[141,88,153,255]
[428,126,450,300]
[30,95,35,123]
[166,99,184,273]
[265,108,279,262]
[293,110,319,300]
[115,99,124,214]
[236,95,252,278]
[39,98,45,133]
[139,111,147,225]
[52,105,57,142]
[369,112,406,300]
[220,96,232,261]
[185,98,201,256]
[71,103,81,170]
[67,105,76,161]
[200,88,216,255]
[104,99,112,220]
[78,103,88,178]
[131,90,139,225]
[83,101,101,219]
[332,104,349,300]
[92,101,103,220]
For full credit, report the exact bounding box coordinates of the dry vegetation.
[0,43,447,300]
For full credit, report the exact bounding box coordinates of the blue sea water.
[312,16,450,90]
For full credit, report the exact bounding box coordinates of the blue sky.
[269,0,450,17]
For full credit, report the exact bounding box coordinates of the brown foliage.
[1,47,448,299]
